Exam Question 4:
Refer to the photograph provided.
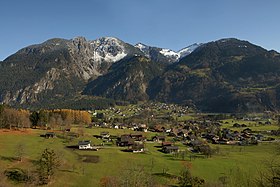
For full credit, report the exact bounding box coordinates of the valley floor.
[0,127,278,186]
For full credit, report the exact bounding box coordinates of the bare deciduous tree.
[14,143,25,162]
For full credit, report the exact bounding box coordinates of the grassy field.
[221,118,279,132]
[191,143,278,183]
[0,127,278,186]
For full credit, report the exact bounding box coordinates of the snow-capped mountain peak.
[135,42,202,63]
[135,43,151,57]
[135,43,149,50]
[159,48,180,59]
[69,36,128,80]
[177,43,202,59]
[89,37,127,63]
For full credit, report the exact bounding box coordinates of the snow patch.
[104,52,127,62]
[160,49,178,57]
[178,43,202,59]
[135,43,148,51]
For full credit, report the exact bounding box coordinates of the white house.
[78,140,92,150]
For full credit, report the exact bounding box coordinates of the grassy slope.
[0,127,278,186]
[191,143,277,182]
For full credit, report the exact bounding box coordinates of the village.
[42,103,279,158]
[1,102,280,186]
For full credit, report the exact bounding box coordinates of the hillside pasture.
[0,127,278,186]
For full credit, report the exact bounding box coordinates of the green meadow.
[0,127,278,186]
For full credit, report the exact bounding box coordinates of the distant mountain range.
[1,37,280,112]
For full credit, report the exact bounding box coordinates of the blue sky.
[0,0,280,60]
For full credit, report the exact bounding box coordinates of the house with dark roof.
[116,135,134,147]
[162,146,179,153]
[78,140,93,150]
[45,132,56,138]
[162,142,173,147]
[152,135,165,142]
[131,143,145,153]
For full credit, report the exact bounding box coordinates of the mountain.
[135,43,179,64]
[135,43,201,63]
[177,43,202,59]
[0,37,142,108]
[83,56,163,101]
[148,38,280,112]
[0,36,196,109]
[1,36,280,112]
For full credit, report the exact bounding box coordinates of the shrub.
[4,168,29,183]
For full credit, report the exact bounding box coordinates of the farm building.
[162,146,179,153]
[45,132,56,138]
[78,140,92,150]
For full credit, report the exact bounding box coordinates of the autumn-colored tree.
[60,109,73,126]
[80,111,91,125]
[18,109,31,129]
[48,112,63,130]
[3,108,17,129]
[1,108,30,129]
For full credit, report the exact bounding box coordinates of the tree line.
[0,105,91,129]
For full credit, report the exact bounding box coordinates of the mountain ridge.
[1,36,280,112]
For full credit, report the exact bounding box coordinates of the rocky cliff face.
[68,37,139,80]
[83,56,164,101]
[2,68,61,104]
[2,37,279,112]
[0,36,141,105]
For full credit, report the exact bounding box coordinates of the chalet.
[162,146,179,153]
[137,126,148,132]
[162,142,173,147]
[139,124,147,129]
[241,133,251,139]
[130,134,145,141]
[189,139,203,147]
[186,134,197,141]
[100,132,110,139]
[152,135,165,142]
[118,124,128,129]
[45,132,56,138]
[177,129,188,138]
[78,140,93,150]
[116,135,134,147]
[216,138,228,144]
[131,143,145,153]
[204,133,219,143]
[225,133,235,140]
[165,129,172,133]
[255,134,264,140]
[153,125,165,132]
